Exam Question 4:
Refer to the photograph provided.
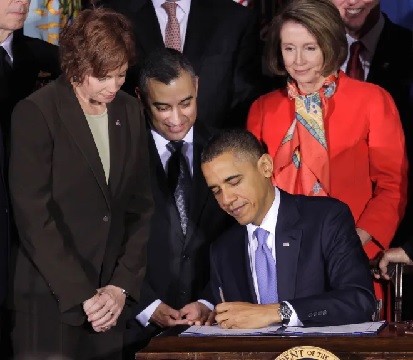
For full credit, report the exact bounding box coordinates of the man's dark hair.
[201,129,266,164]
[138,47,196,99]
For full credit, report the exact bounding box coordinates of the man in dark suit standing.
[332,0,413,137]
[123,48,233,357]
[0,1,58,352]
[200,129,376,328]
[0,0,60,146]
[102,0,262,129]
[0,128,8,349]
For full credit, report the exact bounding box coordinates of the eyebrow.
[282,42,317,46]
[152,95,193,107]
[207,174,241,190]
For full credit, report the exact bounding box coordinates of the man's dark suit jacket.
[1,29,60,142]
[367,13,413,133]
[0,30,58,309]
[131,122,233,341]
[0,129,8,307]
[103,0,262,129]
[8,76,153,327]
[210,190,376,327]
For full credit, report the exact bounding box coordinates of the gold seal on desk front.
[275,346,340,360]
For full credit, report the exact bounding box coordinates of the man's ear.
[257,154,274,178]
[194,76,199,97]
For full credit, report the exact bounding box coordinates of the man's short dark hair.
[201,129,266,164]
[138,47,196,99]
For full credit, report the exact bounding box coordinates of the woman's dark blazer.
[8,75,154,326]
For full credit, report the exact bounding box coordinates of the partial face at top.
[146,70,198,141]
[76,63,128,104]
[280,20,325,94]
[0,0,30,33]
[201,151,275,226]
[330,0,380,35]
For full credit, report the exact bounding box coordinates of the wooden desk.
[136,325,413,360]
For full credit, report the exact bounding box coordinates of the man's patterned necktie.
[167,140,191,235]
[254,227,278,304]
[161,0,181,51]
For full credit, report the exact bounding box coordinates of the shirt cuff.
[284,301,303,327]
[136,299,162,327]
[197,299,214,311]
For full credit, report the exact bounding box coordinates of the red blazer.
[247,72,408,259]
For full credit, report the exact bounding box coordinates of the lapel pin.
[283,242,290,247]
[116,120,121,127]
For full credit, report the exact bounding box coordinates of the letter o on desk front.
[275,346,340,360]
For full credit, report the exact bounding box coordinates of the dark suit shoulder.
[21,34,58,51]
[193,121,219,145]
[14,33,60,77]
[382,13,413,42]
[375,14,413,74]
[194,0,257,30]
[207,0,255,17]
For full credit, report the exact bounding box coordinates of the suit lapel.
[10,31,37,105]
[147,128,172,205]
[56,76,111,208]
[366,15,392,84]
[243,231,258,304]
[184,123,211,243]
[147,127,185,240]
[275,190,302,301]
[107,100,126,197]
[132,0,164,54]
[183,0,217,71]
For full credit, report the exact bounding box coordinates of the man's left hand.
[89,285,126,332]
[215,302,280,329]
[179,301,212,325]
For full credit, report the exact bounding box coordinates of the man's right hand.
[376,247,413,280]
[150,302,188,328]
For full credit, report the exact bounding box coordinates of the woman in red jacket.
[247,0,408,318]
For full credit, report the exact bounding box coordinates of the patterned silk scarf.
[273,73,337,196]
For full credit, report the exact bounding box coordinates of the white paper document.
[283,321,386,335]
[179,321,386,337]
[180,324,282,336]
